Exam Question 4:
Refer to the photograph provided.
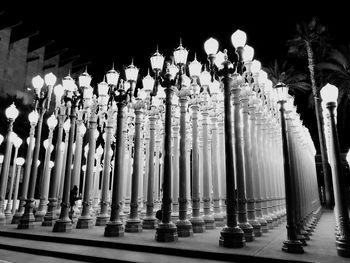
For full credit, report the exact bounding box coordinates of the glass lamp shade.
[44,72,57,86]
[274,83,289,101]
[96,145,104,156]
[156,86,166,100]
[251,60,261,74]
[28,110,39,124]
[231,29,247,48]
[79,71,92,87]
[214,51,225,69]
[47,114,58,129]
[181,74,191,88]
[81,165,86,172]
[6,103,19,120]
[80,123,86,136]
[98,81,109,97]
[137,89,147,100]
[83,86,93,100]
[209,79,221,95]
[150,50,165,71]
[9,132,18,144]
[142,73,155,92]
[173,43,188,65]
[125,62,139,82]
[49,161,54,169]
[168,63,179,79]
[0,155,3,164]
[242,45,254,62]
[43,139,49,150]
[152,97,161,107]
[189,56,202,78]
[62,75,76,91]
[13,136,23,148]
[0,134,3,145]
[63,119,71,131]
[204,37,219,55]
[106,68,120,86]
[191,83,200,95]
[54,84,64,100]
[199,70,211,87]
[32,75,44,95]
[16,157,25,166]
[321,83,338,104]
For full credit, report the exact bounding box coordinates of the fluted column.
[143,108,158,229]
[71,111,84,193]
[76,108,98,229]
[12,123,36,224]
[125,101,144,232]
[217,117,226,218]
[171,117,179,220]
[176,90,193,237]
[43,106,66,226]
[12,161,24,215]
[96,109,114,226]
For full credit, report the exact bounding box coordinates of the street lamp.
[104,61,135,237]
[320,83,350,257]
[12,157,25,215]
[0,103,19,226]
[19,72,56,229]
[274,83,304,253]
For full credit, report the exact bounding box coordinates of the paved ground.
[0,209,347,263]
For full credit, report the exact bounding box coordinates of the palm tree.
[287,17,334,208]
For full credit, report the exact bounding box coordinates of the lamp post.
[5,134,22,222]
[149,46,180,242]
[12,157,25,215]
[12,110,38,224]
[53,73,84,232]
[0,103,19,226]
[275,83,304,253]
[204,35,245,247]
[19,72,56,229]
[104,61,134,237]
[321,83,350,257]
[35,114,57,221]
[188,56,206,233]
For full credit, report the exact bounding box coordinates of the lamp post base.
[190,216,206,233]
[257,217,268,233]
[95,215,109,226]
[17,199,36,229]
[203,214,216,230]
[176,219,193,237]
[76,216,93,229]
[0,213,6,226]
[53,218,72,232]
[219,226,246,248]
[142,217,157,229]
[249,219,262,237]
[104,220,124,237]
[336,237,350,257]
[5,211,13,224]
[238,222,254,242]
[214,213,225,227]
[155,222,178,242]
[34,209,46,222]
[125,219,143,233]
[42,211,57,226]
[282,240,304,253]
[11,210,23,224]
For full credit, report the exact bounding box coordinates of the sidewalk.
[0,210,346,263]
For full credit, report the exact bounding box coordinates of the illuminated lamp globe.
[0,134,3,145]
[106,66,120,86]
[137,89,147,100]
[274,83,289,102]
[150,49,165,71]
[32,75,44,95]
[28,110,39,124]
[204,37,219,55]
[63,119,71,131]
[168,62,179,80]
[156,85,166,100]
[189,54,202,78]
[47,114,58,129]
[62,75,75,91]
[199,70,211,87]
[181,74,191,88]
[96,145,104,156]
[13,136,22,148]
[94,129,100,139]
[173,41,188,65]
[142,71,155,93]
[209,79,221,95]
[79,70,92,88]
[54,84,64,100]
[80,123,87,136]
[6,103,19,120]
[44,72,57,86]
[98,79,109,97]
[251,60,261,74]
[231,29,247,48]
[125,60,139,82]
[16,157,25,166]
[242,45,254,62]
[49,161,55,169]
[0,155,3,164]
[214,51,226,69]
[9,133,18,144]
[320,83,338,104]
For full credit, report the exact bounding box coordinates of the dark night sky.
[2,1,350,85]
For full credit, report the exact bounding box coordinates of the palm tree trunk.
[306,41,334,208]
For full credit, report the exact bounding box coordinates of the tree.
[287,17,334,208]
